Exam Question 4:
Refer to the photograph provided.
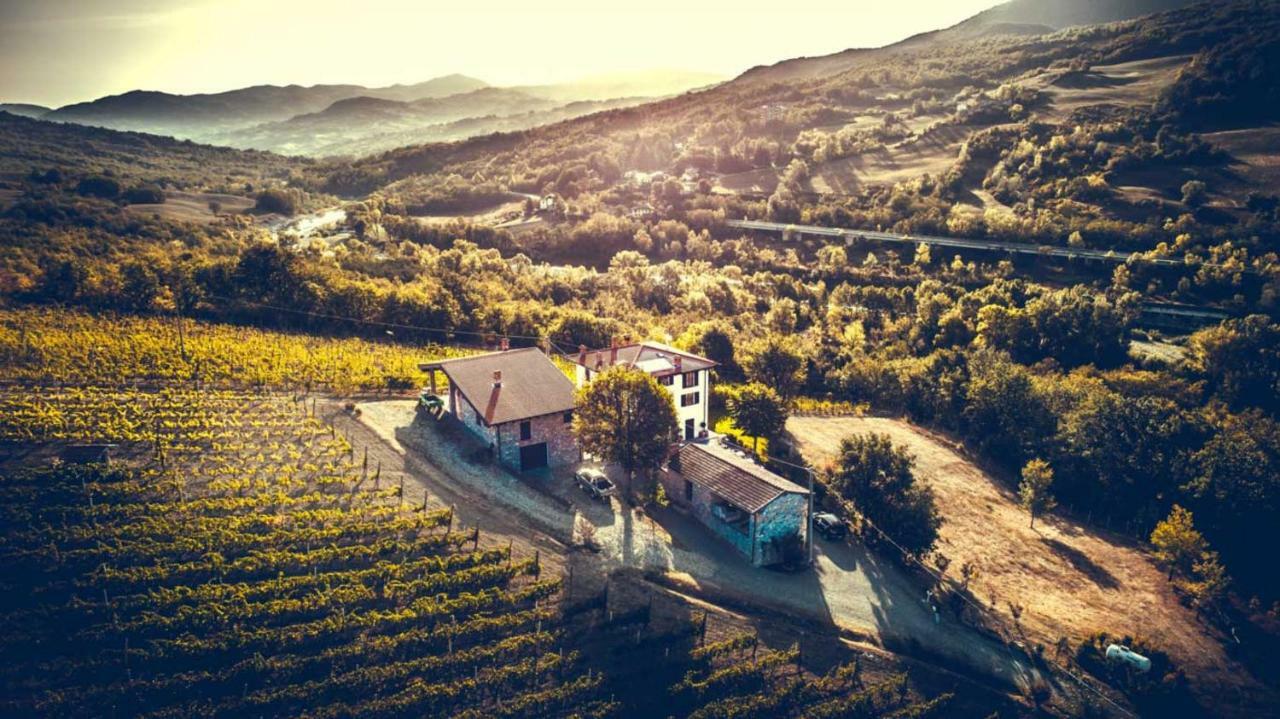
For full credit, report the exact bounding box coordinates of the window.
[519,421,532,441]
[659,374,674,386]
[681,392,700,407]
[563,411,573,424]
[682,370,698,388]
[684,480,694,502]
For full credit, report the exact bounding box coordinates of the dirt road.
[788,414,1274,717]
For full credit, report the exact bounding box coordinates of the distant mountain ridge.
[19,70,723,158]
[0,103,51,119]
[42,74,488,137]
[736,0,1200,83]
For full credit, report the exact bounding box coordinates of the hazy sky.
[1,0,1001,107]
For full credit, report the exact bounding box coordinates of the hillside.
[0,111,304,191]
[211,87,559,156]
[310,1,1278,270]
[0,104,50,120]
[26,70,724,158]
[40,74,488,139]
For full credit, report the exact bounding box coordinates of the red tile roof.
[423,348,575,426]
[567,341,716,374]
[673,441,808,514]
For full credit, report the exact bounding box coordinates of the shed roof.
[422,348,575,426]
[673,441,808,514]
[568,341,716,375]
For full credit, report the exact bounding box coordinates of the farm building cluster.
[418,339,810,567]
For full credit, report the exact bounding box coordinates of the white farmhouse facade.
[568,340,715,441]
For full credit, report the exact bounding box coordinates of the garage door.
[519,443,548,471]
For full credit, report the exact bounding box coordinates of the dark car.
[813,512,848,541]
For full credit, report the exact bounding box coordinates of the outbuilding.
[420,348,580,473]
[660,440,810,567]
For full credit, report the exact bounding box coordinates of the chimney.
[610,336,618,365]
[500,337,509,351]
[578,344,587,365]
[492,370,502,388]
[674,355,683,372]
[594,355,604,371]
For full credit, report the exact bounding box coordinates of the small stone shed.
[420,348,580,472]
[661,440,810,567]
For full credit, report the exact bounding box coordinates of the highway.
[727,218,1191,268]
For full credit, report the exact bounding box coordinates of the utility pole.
[806,467,815,566]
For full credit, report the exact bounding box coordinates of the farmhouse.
[568,340,715,441]
[661,440,810,567]
[419,348,579,472]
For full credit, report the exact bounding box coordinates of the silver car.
[574,468,616,500]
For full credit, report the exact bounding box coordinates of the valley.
[2,0,1279,717]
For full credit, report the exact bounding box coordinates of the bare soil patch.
[1034,55,1191,124]
[124,190,253,224]
[788,414,1272,716]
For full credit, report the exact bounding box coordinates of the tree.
[1181,179,1207,207]
[254,188,298,215]
[208,200,222,216]
[1150,505,1206,580]
[1188,315,1280,415]
[75,175,120,199]
[742,336,804,399]
[677,321,738,380]
[1018,459,1057,529]
[830,433,941,557]
[573,366,677,495]
[728,383,788,453]
[913,243,932,267]
[123,185,165,204]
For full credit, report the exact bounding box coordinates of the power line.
[199,293,578,349]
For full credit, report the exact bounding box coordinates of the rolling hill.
[40,74,488,139]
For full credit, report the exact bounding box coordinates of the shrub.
[75,175,120,199]
[123,185,165,204]
[254,188,298,215]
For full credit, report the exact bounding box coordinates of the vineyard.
[0,308,959,717]
[0,387,616,718]
[0,307,473,392]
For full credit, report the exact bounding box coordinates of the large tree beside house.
[572,366,677,494]
[727,382,788,453]
[829,433,941,557]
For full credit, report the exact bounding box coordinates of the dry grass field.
[1032,55,1192,124]
[123,189,254,223]
[788,414,1273,715]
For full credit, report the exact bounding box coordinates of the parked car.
[1104,644,1151,673]
[813,512,848,541]
[417,392,444,415]
[574,468,616,500]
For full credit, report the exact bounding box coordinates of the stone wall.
[660,466,807,566]
[755,493,808,565]
[494,410,580,471]
[451,387,498,447]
